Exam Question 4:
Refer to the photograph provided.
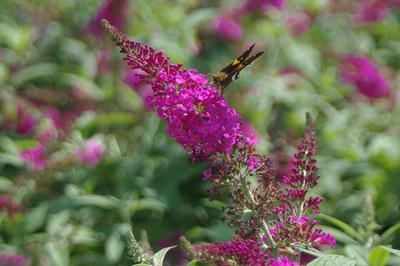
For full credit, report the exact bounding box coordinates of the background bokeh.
[0,0,399,265]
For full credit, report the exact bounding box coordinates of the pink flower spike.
[76,138,106,166]
[19,144,47,170]
[340,54,392,99]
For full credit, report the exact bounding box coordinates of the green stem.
[239,173,276,248]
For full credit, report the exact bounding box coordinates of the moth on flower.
[212,43,264,91]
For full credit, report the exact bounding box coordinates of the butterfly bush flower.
[340,54,392,99]
[19,144,47,171]
[76,138,106,166]
[16,106,36,135]
[0,195,22,216]
[242,0,286,13]
[103,20,243,160]
[88,0,129,38]
[192,239,269,266]
[0,253,29,266]
[104,21,334,265]
[353,0,389,23]
[214,15,243,41]
[286,10,312,37]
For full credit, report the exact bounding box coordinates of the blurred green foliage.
[0,0,399,265]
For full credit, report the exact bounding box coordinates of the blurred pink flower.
[214,15,243,41]
[0,195,22,215]
[240,121,258,145]
[0,253,30,266]
[270,256,300,266]
[19,144,47,170]
[286,10,312,37]
[242,0,286,13]
[123,69,153,109]
[88,0,129,38]
[16,106,36,135]
[340,54,392,99]
[76,138,106,166]
[353,1,389,23]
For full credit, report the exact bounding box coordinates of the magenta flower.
[240,121,258,145]
[192,239,269,266]
[286,10,312,37]
[19,144,47,170]
[16,106,36,135]
[270,256,300,266]
[213,15,243,41]
[88,0,129,38]
[340,54,392,99]
[76,138,106,166]
[103,20,243,160]
[0,253,30,266]
[242,0,286,13]
[353,1,389,23]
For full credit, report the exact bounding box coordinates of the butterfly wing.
[219,43,256,74]
[222,50,265,86]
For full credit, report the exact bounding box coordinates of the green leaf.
[77,112,138,131]
[24,203,48,233]
[344,245,369,266]
[368,246,390,266]
[318,225,359,245]
[376,222,400,245]
[47,210,71,236]
[319,214,363,242]
[70,195,117,210]
[152,245,176,266]
[187,259,203,265]
[106,231,124,263]
[0,176,15,192]
[11,63,58,87]
[307,255,356,266]
[46,241,70,266]
[380,246,400,257]
[132,264,151,266]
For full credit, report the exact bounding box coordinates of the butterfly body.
[212,43,264,91]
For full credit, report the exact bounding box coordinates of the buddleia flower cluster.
[103,20,335,265]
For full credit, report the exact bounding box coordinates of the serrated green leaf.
[153,245,176,266]
[307,254,356,266]
[368,246,390,266]
[319,214,363,242]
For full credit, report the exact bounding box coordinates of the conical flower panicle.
[102,20,242,160]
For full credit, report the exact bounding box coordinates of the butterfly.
[212,43,264,91]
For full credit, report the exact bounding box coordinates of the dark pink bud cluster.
[192,239,269,266]
[340,54,392,99]
[103,20,244,159]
